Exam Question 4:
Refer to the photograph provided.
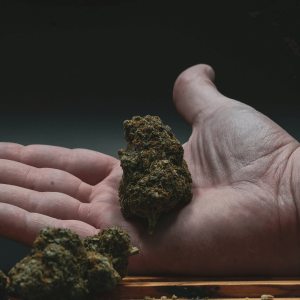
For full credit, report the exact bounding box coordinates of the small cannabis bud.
[0,270,9,300]
[7,226,139,300]
[82,226,139,283]
[261,295,274,300]
[118,115,193,234]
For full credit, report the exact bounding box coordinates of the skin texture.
[0,64,300,277]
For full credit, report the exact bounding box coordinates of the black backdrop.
[0,0,300,271]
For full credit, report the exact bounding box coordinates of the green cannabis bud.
[82,226,139,283]
[7,226,139,300]
[118,115,193,234]
[0,270,9,300]
[7,227,89,300]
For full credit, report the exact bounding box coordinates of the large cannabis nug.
[118,115,193,234]
[5,226,139,300]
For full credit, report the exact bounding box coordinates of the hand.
[1,64,300,277]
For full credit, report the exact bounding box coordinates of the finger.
[0,183,120,232]
[0,159,92,203]
[0,183,86,223]
[173,64,238,126]
[0,143,118,185]
[0,202,100,248]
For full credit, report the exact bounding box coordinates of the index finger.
[0,143,119,185]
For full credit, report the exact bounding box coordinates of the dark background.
[0,0,300,272]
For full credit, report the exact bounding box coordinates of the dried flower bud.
[7,228,89,300]
[82,226,136,279]
[7,226,139,300]
[261,295,274,300]
[0,270,9,300]
[118,115,193,234]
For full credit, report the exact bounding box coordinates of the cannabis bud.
[82,226,139,283]
[7,227,89,300]
[7,226,139,300]
[118,115,193,234]
[0,270,9,300]
[261,295,274,300]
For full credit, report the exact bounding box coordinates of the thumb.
[173,64,236,127]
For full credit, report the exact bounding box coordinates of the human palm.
[1,64,300,277]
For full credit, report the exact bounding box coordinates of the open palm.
[1,64,300,277]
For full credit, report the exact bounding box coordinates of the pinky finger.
[0,203,101,248]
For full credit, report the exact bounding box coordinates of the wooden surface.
[7,276,300,299]
[97,276,300,299]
